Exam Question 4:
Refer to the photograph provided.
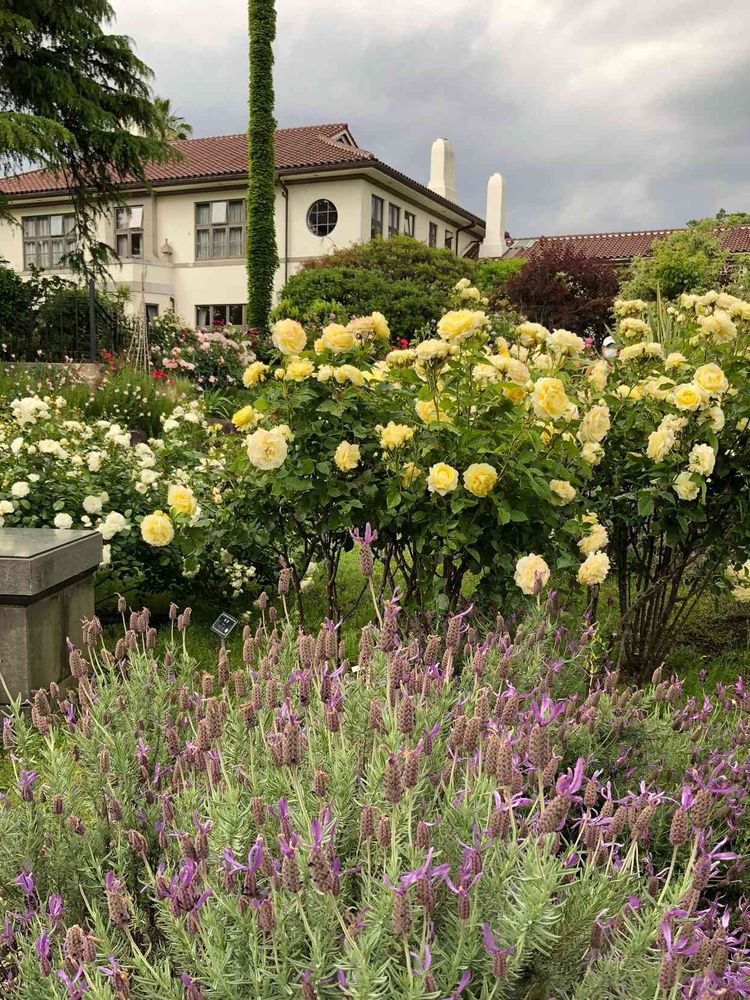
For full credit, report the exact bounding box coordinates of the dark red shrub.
[502,240,619,341]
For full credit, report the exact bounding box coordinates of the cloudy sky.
[112,0,750,237]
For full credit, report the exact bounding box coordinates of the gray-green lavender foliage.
[0,598,748,1000]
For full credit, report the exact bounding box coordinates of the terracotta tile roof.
[504,226,750,262]
[0,123,375,196]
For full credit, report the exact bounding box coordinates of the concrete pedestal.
[0,529,102,703]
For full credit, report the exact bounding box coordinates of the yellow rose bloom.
[322,323,357,353]
[246,427,288,470]
[578,522,608,556]
[699,310,737,343]
[334,364,366,387]
[378,421,415,450]
[514,553,550,595]
[581,441,604,465]
[531,377,569,420]
[504,385,526,404]
[701,406,725,432]
[618,317,651,340]
[577,551,610,586]
[463,462,498,497]
[577,402,611,445]
[141,510,174,547]
[401,462,422,486]
[548,328,586,354]
[232,404,258,430]
[371,311,390,340]
[314,338,325,354]
[664,352,688,371]
[646,426,675,463]
[426,462,459,496]
[333,440,361,472]
[167,484,198,517]
[242,361,268,387]
[271,319,307,355]
[415,398,450,424]
[285,356,315,381]
[415,339,454,362]
[586,359,609,391]
[386,348,416,366]
[673,470,700,501]
[549,479,576,504]
[688,443,715,476]
[693,363,729,396]
[436,309,486,343]
[672,382,706,411]
[515,322,549,346]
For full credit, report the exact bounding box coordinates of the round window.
[307,199,338,237]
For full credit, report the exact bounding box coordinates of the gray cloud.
[112,0,750,237]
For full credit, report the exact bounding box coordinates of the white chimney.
[428,138,458,204]
[478,172,507,258]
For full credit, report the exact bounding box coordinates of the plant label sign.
[211,612,238,639]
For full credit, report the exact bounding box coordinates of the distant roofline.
[0,124,485,230]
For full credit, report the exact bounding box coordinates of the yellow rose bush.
[231,310,594,614]
[573,293,750,670]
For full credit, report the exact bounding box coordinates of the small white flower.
[53,513,73,529]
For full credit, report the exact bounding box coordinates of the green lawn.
[101,553,750,694]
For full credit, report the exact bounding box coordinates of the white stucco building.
[0,124,485,328]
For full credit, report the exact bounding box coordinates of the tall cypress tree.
[0,1,176,280]
[246,0,279,331]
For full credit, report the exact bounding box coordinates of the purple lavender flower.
[443,969,472,1000]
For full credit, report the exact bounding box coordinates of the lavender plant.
[1,594,749,999]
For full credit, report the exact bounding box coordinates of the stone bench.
[0,528,102,704]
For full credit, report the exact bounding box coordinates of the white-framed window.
[371,195,384,238]
[388,203,401,237]
[196,304,246,327]
[195,200,245,260]
[22,214,76,270]
[115,205,143,259]
[428,222,438,248]
[404,211,416,237]
[307,199,338,236]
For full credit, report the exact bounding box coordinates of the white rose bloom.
[87,452,104,472]
[11,481,30,498]
[0,501,14,515]
[53,513,73,529]
[100,545,112,566]
[10,437,24,455]
[82,495,103,515]
[139,468,159,485]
